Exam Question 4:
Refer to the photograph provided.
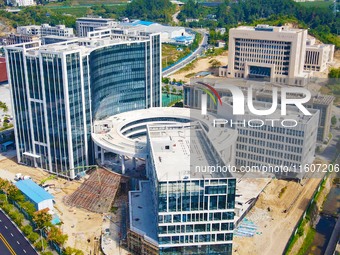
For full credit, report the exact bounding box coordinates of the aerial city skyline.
[0,1,339,255]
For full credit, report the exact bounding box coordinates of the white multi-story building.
[184,78,334,142]
[227,25,309,85]
[6,0,35,6]
[76,17,192,43]
[128,122,238,255]
[16,24,74,37]
[217,97,319,178]
[76,17,117,37]
[225,25,335,86]
[304,38,335,72]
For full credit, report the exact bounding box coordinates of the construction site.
[0,157,130,254]
[233,178,322,255]
[0,153,330,255]
[64,167,128,213]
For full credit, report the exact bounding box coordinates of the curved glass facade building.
[90,35,161,120]
[5,31,161,178]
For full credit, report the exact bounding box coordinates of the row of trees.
[0,0,176,28]
[125,0,175,23]
[0,178,83,255]
[179,0,339,48]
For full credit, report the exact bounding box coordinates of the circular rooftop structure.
[92,107,233,159]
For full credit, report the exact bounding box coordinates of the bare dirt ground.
[0,19,15,36]
[0,158,102,254]
[168,51,228,83]
[333,50,340,68]
[233,178,322,255]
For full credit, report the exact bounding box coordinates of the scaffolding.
[65,168,122,213]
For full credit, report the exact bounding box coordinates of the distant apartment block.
[184,79,334,142]
[76,17,192,44]
[1,24,74,46]
[6,0,35,6]
[1,33,39,46]
[76,17,117,37]
[17,24,74,37]
[5,30,161,178]
[128,123,237,255]
[224,25,334,85]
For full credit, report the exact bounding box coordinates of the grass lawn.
[48,6,90,16]
[45,0,128,16]
[296,228,316,255]
[323,83,340,105]
[46,0,128,6]
[162,44,191,69]
[297,1,333,8]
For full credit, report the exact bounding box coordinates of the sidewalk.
[101,214,130,255]
[0,149,16,162]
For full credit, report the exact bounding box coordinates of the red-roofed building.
[0,57,7,83]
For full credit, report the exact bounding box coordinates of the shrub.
[297,227,304,236]
[2,203,14,214]
[28,232,40,243]
[22,225,33,236]
[34,238,48,251]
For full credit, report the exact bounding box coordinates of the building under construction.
[65,168,128,214]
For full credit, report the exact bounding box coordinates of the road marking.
[10,233,13,237]
[0,233,16,255]
[23,249,26,253]
[17,241,20,245]
[5,226,7,229]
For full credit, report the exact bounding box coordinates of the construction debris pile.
[65,168,121,213]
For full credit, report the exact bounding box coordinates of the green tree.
[33,209,52,229]
[125,0,175,22]
[2,203,14,214]
[19,201,36,217]
[63,247,84,255]
[331,116,337,126]
[162,77,170,84]
[48,226,68,246]
[41,252,54,255]
[0,101,8,112]
[22,225,34,236]
[329,67,340,79]
[164,85,170,94]
[9,210,24,227]
[34,238,48,251]
[28,232,40,243]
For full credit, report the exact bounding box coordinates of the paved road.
[163,29,208,77]
[172,10,180,24]
[318,128,340,162]
[0,210,38,255]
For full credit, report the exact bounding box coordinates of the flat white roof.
[148,122,236,181]
[92,107,236,158]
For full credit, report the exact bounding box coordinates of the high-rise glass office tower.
[5,30,161,178]
[128,123,238,255]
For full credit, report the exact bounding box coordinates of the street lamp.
[38,226,48,252]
